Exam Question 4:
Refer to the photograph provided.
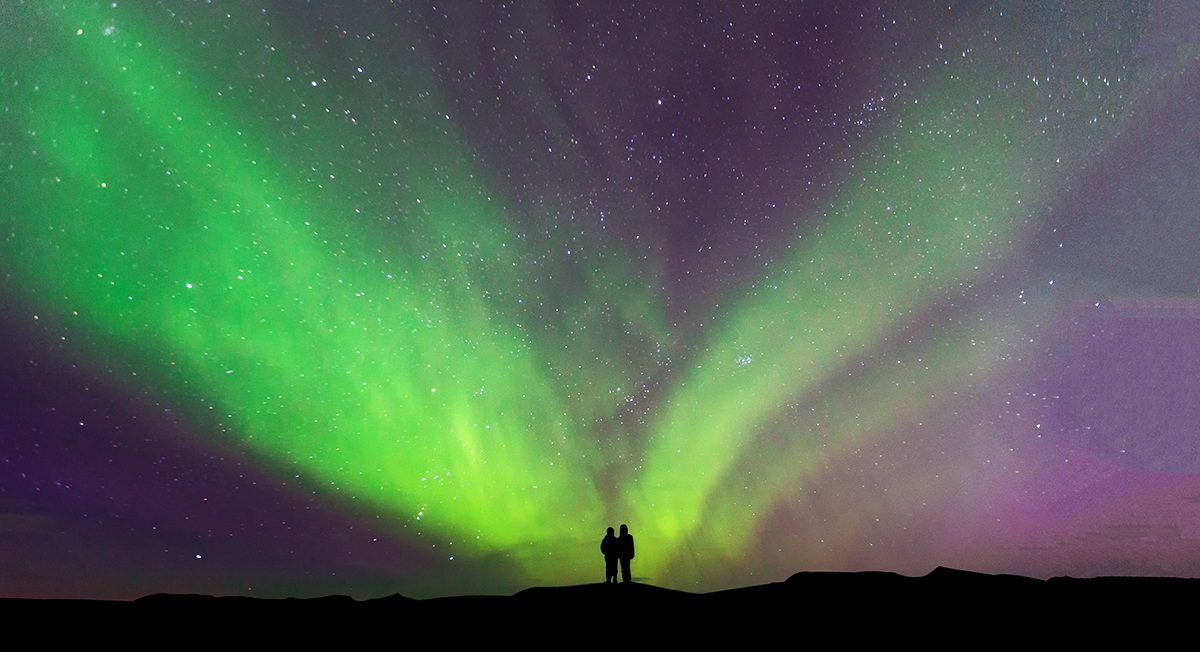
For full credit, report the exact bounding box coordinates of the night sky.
[4,0,1200,600]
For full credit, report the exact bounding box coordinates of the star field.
[4,1,1200,599]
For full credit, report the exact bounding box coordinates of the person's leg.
[621,558,631,583]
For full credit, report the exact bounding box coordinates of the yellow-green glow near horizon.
[3,2,1140,589]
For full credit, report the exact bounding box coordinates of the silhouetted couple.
[601,524,634,584]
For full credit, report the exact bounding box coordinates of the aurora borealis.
[5,0,1200,599]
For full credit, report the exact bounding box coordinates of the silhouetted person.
[600,526,618,584]
[617,523,634,583]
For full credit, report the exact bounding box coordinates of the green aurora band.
[3,3,1137,587]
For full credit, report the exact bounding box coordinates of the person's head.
[607,527,614,535]
[620,524,628,535]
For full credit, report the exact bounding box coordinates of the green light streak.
[625,75,1055,580]
[4,3,624,567]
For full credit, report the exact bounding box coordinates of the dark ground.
[4,567,1192,644]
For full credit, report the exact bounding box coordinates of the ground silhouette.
[3,567,1192,644]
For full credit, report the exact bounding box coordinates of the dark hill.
[3,567,1191,643]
